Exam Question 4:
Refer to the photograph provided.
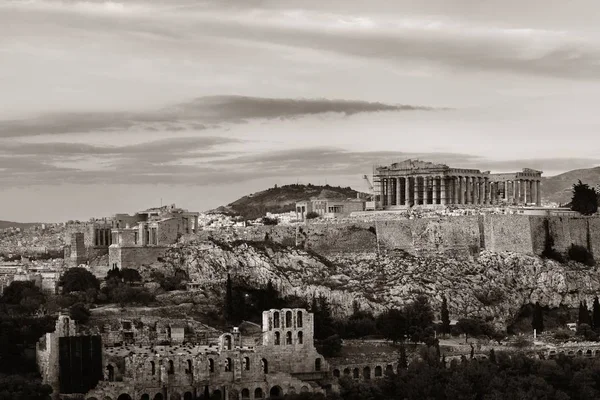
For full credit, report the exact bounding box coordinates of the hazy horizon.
[2,0,600,222]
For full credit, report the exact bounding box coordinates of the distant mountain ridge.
[0,220,41,230]
[213,184,367,220]
[541,166,600,205]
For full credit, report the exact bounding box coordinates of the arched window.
[273,312,280,328]
[224,335,232,350]
[333,369,340,377]
[209,358,214,373]
[315,358,322,372]
[261,358,268,374]
[285,311,292,328]
[168,360,174,375]
[166,326,171,339]
[186,360,192,374]
[274,331,280,345]
[269,386,283,399]
[297,311,303,328]
[353,368,359,379]
[375,366,382,377]
[343,368,350,375]
[286,331,292,345]
[254,388,263,399]
[241,389,250,399]
[150,361,155,376]
[363,366,371,380]
[141,395,150,400]
[385,365,394,375]
[225,358,232,372]
[244,357,250,371]
[106,365,115,381]
[297,331,303,344]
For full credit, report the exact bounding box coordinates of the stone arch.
[269,386,283,399]
[315,358,322,371]
[254,388,263,398]
[184,394,193,400]
[104,397,113,400]
[211,390,222,400]
[374,366,382,377]
[186,359,192,374]
[117,395,132,400]
[170,394,181,400]
[168,360,174,374]
[288,387,296,395]
[241,389,250,399]
[140,395,150,400]
[297,311,303,327]
[153,395,163,400]
[106,364,115,381]
[353,368,359,379]
[225,357,232,372]
[88,398,99,400]
[261,358,268,373]
[285,311,292,328]
[577,350,583,357]
[363,366,371,380]
[586,349,593,357]
[297,331,303,344]
[224,335,232,350]
[343,368,350,375]
[286,331,292,345]
[244,356,250,370]
[274,331,280,345]
[596,350,600,357]
[209,358,215,372]
[300,386,309,393]
[150,361,156,375]
[333,369,340,377]
[273,312,280,328]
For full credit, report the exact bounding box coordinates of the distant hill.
[542,166,600,205]
[0,220,40,230]
[214,184,367,220]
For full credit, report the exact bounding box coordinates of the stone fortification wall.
[196,215,600,258]
[109,246,169,269]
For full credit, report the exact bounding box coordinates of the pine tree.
[571,180,598,215]
[441,296,451,336]
[225,273,234,322]
[578,301,592,326]
[398,342,407,369]
[593,297,600,330]
[532,302,544,333]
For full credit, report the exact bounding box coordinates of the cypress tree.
[593,297,600,330]
[398,342,407,369]
[532,302,544,333]
[489,348,496,364]
[441,296,451,336]
[225,273,234,322]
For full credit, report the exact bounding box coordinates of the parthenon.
[374,160,542,208]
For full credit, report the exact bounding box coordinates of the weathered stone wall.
[109,246,169,269]
[483,214,534,255]
[157,218,184,245]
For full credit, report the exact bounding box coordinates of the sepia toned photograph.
[1,0,600,399]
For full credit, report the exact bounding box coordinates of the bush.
[60,268,100,294]
[306,211,319,219]
[553,329,573,341]
[261,216,278,225]
[568,244,595,266]
[69,303,90,324]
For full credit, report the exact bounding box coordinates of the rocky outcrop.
[163,239,600,328]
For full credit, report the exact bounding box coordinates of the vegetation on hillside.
[570,180,598,215]
[217,183,365,220]
[542,166,600,205]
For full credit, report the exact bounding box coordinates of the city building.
[373,159,542,209]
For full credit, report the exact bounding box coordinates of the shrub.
[306,211,319,219]
[553,329,573,341]
[261,216,278,225]
[69,303,90,324]
[568,244,595,266]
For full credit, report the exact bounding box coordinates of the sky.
[1,0,600,222]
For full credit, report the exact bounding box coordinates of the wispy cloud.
[0,95,435,138]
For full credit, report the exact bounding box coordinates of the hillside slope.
[542,166,600,204]
[0,220,41,230]
[215,184,366,220]
[161,238,600,328]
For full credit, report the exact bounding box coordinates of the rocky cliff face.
[163,238,600,328]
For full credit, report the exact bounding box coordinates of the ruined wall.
[110,246,170,269]
[157,218,184,245]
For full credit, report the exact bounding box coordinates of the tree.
[306,211,319,220]
[69,303,90,324]
[376,308,407,344]
[59,267,100,294]
[405,295,434,331]
[593,297,600,330]
[314,296,334,340]
[316,334,342,357]
[578,301,592,326]
[121,268,142,284]
[261,216,278,225]
[398,342,407,369]
[441,296,451,336]
[570,180,598,215]
[225,273,234,322]
[532,302,544,333]
[0,281,46,315]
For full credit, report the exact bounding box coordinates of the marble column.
[405,177,411,206]
[455,177,460,204]
[432,177,438,205]
[440,177,446,205]
[386,178,393,207]
[512,180,517,204]
[424,177,430,205]
[536,180,541,206]
[413,177,419,205]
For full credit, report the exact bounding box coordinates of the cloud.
[0,96,435,138]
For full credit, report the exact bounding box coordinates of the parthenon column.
[512,180,517,204]
[536,180,541,206]
[432,177,438,205]
[413,177,419,205]
[423,177,430,205]
[440,177,446,205]
[405,177,411,206]
[454,177,460,204]
[472,178,478,204]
